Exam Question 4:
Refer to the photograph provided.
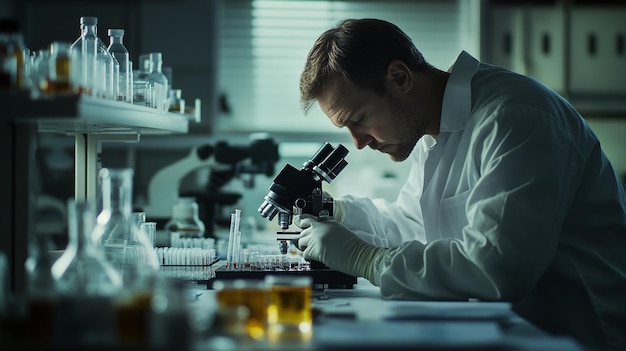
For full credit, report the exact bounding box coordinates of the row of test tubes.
[225,209,310,272]
[157,247,217,281]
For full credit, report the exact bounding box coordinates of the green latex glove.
[295,214,384,280]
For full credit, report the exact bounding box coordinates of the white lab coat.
[340,51,626,351]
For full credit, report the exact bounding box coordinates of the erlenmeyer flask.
[52,199,122,346]
[92,168,159,280]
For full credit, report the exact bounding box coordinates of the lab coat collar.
[439,51,480,133]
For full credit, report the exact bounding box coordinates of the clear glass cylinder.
[107,28,130,103]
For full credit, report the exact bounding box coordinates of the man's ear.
[387,60,412,93]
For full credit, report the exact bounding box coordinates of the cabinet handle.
[541,33,551,55]
[617,33,624,56]
[587,32,597,56]
[503,32,512,56]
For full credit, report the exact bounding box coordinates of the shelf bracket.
[74,132,141,203]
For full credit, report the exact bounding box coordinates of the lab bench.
[186,278,587,351]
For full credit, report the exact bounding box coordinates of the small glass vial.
[167,88,185,113]
[146,52,168,111]
[132,54,152,107]
[47,41,73,95]
[165,197,206,241]
[107,29,131,103]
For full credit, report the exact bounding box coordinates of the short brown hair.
[300,18,432,113]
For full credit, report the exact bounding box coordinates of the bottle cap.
[80,16,98,26]
[108,29,124,36]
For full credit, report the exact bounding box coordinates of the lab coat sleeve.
[370,106,582,301]
[339,158,426,247]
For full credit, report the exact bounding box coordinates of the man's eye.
[355,115,366,124]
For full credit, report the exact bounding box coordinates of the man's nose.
[348,129,371,150]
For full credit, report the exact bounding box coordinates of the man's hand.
[294,214,384,280]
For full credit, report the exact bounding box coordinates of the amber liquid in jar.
[114,292,153,345]
[45,56,73,95]
[216,285,268,340]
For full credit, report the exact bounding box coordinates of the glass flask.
[146,52,168,111]
[70,16,98,96]
[52,199,122,292]
[93,168,159,280]
[107,29,131,103]
[165,197,206,242]
[51,199,122,347]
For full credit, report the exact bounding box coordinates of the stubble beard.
[386,97,427,162]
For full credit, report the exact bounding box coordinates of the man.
[296,18,626,351]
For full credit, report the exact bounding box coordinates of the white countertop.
[187,278,587,351]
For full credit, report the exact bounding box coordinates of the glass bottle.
[29,49,49,96]
[107,29,131,103]
[165,197,206,243]
[47,41,73,95]
[0,18,27,91]
[132,54,152,107]
[146,52,168,111]
[51,199,122,347]
[70,16,98,96]
[0,28,16,90]
[167,88,185,113]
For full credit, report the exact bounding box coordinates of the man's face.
[317,76,434,162]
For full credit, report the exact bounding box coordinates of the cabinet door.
[524,7,565,94]
[488,6,565,94]
[569,8,626,95]
[488,7,526,73]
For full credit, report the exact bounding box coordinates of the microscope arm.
[144,146,231,219]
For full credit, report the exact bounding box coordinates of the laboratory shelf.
[1,90,192,295]
[2,91,189,134]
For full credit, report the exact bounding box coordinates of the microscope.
[258,142,348,253]
[144,134,279,237]
[213,142,357,288]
